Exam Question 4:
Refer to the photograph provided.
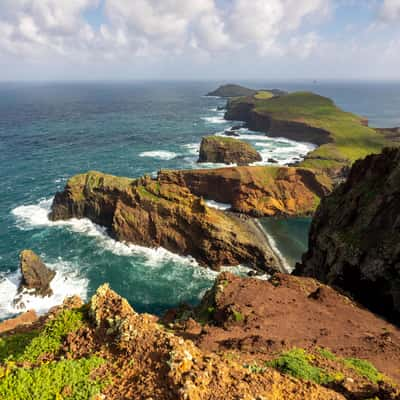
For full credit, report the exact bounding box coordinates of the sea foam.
[139,150,178,160]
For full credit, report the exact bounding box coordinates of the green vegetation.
[0,357,105,399]
[237,91,388,170]
[254,91,274,100]
[0,331,39,362]
[22,309,84,362]
[344,358,383,384]
[318,347,337,361]
[204,135,240,144]
[1,309,84,363]
[232,310,244,323]
[267,348,332,384]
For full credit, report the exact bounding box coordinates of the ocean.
[1,80,400,319]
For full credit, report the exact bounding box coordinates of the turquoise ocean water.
[1,81,400,319]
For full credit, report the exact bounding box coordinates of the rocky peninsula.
[49,171,282,272]
[225,90,394,180]
[198,135,262,165]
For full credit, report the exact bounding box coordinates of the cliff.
[225,92,389,179]
[159,165,333,217]
[1,277,399,399]
[198,135,262,165]
[295,147,400,323]
[49,171,281,271]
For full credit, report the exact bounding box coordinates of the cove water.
[1,81,400,319]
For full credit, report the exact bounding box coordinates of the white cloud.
[379,0,400,21]
[0,0,331,62]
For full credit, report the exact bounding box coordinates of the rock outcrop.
[18,250,55,297]
[167,272,400,397]
[295,148,400,323]
[49,171,281,271]
[198,135,262,165]
[206,84,257,97]
[159,165,333,217]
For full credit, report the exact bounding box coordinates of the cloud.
[0,0,330,62]
[379,0,400,21]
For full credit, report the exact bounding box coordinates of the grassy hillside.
[235,91,389,170]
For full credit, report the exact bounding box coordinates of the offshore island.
[1,84,400,399]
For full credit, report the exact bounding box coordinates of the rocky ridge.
[159,165,332,216]
[295,147,400,323]
[49,171,282,271]
[198,135,262,165]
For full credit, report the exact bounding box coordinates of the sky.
[0,0,400,81]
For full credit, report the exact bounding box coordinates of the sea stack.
[198,136,262,165]
[18,249,55,297]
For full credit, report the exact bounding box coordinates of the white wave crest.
[201,116,227,124]
[205,200,231,210]
[11,199,200,267]
[139,150,178,160]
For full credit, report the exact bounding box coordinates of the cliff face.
[50,171,281,271]
[225,92,389,181]
[160,166,332,217]
[198,136,262,165]
[295,148,400,323]
[225,100,332,146]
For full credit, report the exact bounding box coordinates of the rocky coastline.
[2,85,400,399]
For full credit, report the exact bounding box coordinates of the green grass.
[267,348,332,385]
[344,358,383,384]
[246,91,387,170]
[254,91,274,100]
[0,357,105,399]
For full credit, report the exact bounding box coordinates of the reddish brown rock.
[0,309,38,334]
[159,165,332,217]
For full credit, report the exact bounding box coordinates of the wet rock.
[18,250,55,297]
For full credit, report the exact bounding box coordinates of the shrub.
[0,357,105,399]
[268,348,332,385]
[344,358,383,384]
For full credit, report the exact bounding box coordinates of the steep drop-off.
[295,147,400,323]
[49,171,281,271]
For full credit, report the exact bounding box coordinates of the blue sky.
[0,0,399,80]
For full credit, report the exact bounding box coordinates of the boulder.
[19,250,55,297]
[198,136,262,165]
